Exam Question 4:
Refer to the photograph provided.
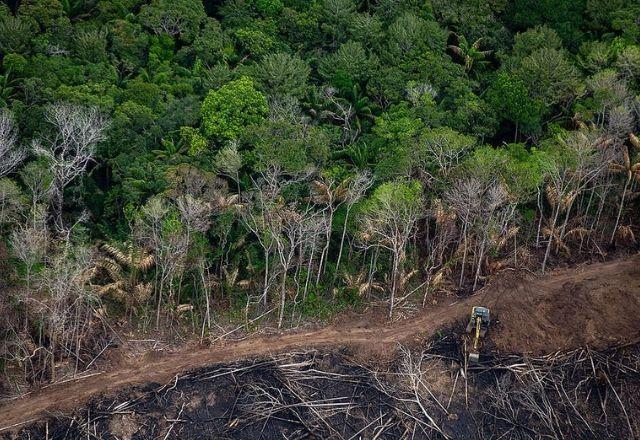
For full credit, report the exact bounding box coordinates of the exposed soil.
[1,255,640,432]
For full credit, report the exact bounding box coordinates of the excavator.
[466,306,490,363]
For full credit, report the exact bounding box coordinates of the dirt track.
[1,255,640,431]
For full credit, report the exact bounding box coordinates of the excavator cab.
[466,306,490,363]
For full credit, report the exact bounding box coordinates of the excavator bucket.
[468,351,480,363]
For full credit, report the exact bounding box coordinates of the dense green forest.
[0,0,639,384]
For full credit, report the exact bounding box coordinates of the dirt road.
[2,256,640,431]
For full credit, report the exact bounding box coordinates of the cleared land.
[1,255,640,433]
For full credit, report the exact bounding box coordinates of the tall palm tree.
[152,137,188,164]
[448,35,492,75]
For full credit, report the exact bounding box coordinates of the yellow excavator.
[466,306,490,363]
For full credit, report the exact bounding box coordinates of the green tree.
[108,19,150,72]
[319,41,378,91]
[139,0,205,43]
[372,104,424,179]
[517,48,583,108]
[511,25,562,60]
[192,18,226,66]
[201,76,269,142]
[246,119,329,173]
[321,0,357,45]
[0,13,34,54]
[386,13,447,61]
[487,71,544,138]
[255,52,311,98]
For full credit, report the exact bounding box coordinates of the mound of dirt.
[479,256,640,354]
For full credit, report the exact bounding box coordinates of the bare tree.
[309,175,345,282]
[176,194,213,237]
[418,129,474,182]
[270,203,321,328]
[34,244,96,381]
[135,196,190,328]
[607,105,635,142]
[241,167,284,308]
[359,181,424,319]
[445,177,484,286]
[334,171,372,279]
[241,165,312,308]
[469,182,514,289]
[541,130,612,272]
[321,86,358,145]
[422,198,457,304]
[32,104,108,233]
[20,162,53,225]
[299,213,327,301]
[0,109,26,177]
[10,218,49,289]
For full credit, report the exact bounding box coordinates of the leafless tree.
[0,177,26,227]
[445,177,515,289]
[422,198,457,304]
[321,86,357,145]
[418,132,473,182]
[32,104,108,233]
[607,105,635,142]
[270,204,322,328]
[20,162,53,225]
[34,244,96,381]
[176,194,212,236]
[10,218,49,289]
[0,109,26,177]
[541,131,612,271]
[470,182,514,289]
[359,182,424,319]
[334,171,372,278]
[609,132,640,244]
[135,196,189,327]
[174,194,215,330]
[445,177,484,286]
[298,213,327,301]
[241,167,284,307]
[268,95,310,127]
[309,175,346,282]
[241,165,313,308]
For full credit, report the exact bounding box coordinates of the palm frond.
[630,133,640,150]
[102,243,129,268]
[616,225,636,245]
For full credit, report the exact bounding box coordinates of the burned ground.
[6,337,640,439]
